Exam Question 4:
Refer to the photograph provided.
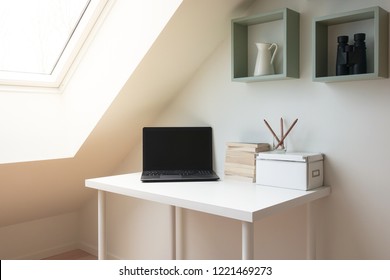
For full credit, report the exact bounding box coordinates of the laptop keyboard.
[144,170,213,176]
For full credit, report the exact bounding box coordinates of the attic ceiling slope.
[0,0,254,229]
[93,0,256,154]
[0,0,182,164]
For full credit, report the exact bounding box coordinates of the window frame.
[0,0,110,91]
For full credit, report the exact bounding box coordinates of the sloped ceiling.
[0,0,254,227]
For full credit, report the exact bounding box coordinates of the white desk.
[85,172,330,260]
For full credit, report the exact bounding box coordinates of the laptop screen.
[142,127,213,172]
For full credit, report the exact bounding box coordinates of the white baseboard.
[78,241,121,260]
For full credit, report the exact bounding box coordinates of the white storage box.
[256,152,324,190]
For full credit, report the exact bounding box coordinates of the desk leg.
[98,190,106,260]
[242,221,254,260]
[170,205,176,260]
[175,207,183,260]
[306,202,316,260]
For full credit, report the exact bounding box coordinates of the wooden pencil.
[264,119,281,143]
[274,118,298,149]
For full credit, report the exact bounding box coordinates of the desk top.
[85,173,331,222]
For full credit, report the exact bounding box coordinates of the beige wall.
[0,0,184,259]
[0,212,79,259]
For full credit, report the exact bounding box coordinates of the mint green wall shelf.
[231,8,300,82]
[313,6,389,82]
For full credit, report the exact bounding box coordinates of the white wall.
[82,0,390,259]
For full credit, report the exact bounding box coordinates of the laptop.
[141,127,220,182]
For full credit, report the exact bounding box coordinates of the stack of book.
[224,142,270,182]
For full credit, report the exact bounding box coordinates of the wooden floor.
[43,249,97,260]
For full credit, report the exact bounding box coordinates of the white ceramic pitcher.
[253,42,278,76]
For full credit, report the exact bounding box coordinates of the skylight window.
[0,0,108,88]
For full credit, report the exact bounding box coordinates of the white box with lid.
[256,152,324,190]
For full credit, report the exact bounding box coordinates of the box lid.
[257,151,323,162]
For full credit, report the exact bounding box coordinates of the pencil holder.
[272,136,287,152]
[263,118,297,153]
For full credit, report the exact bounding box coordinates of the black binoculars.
[336,33,367,76]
